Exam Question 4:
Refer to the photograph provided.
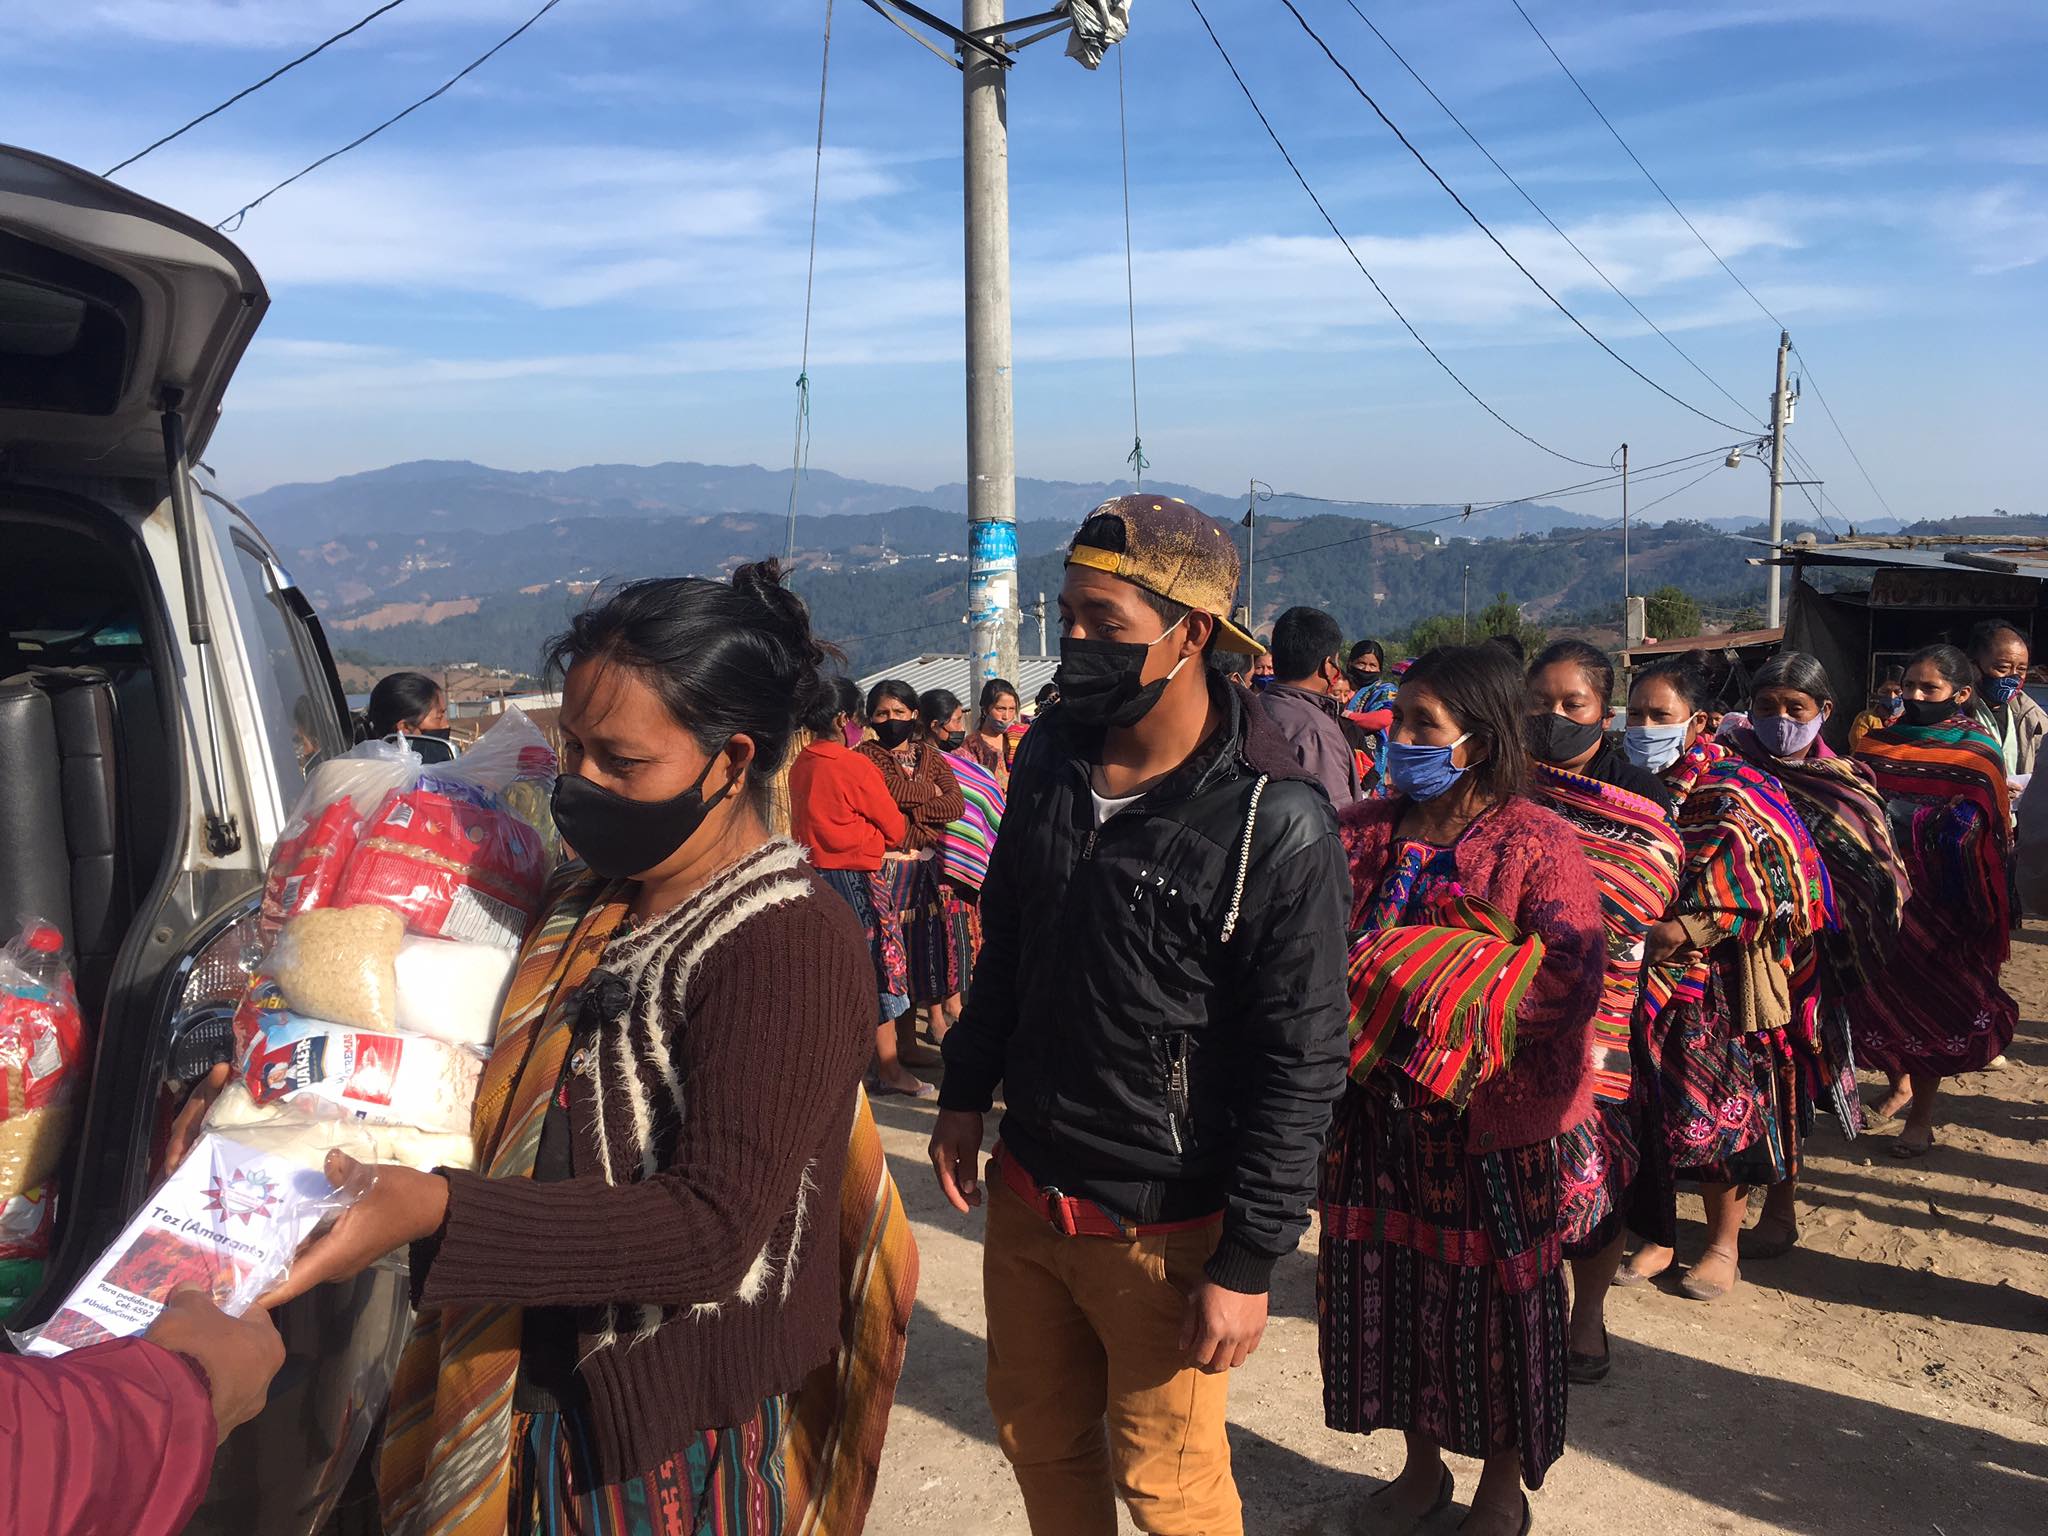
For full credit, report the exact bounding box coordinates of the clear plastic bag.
[11,1130,363,1356]
[264,907,404,1032]
[234,1010,483,1136]
[0,919,88,1203]
[392,936,515,1049]
[205,1083,478,1174]
[335,789,547,950]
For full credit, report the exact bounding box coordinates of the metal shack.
[1777,537,2048,748]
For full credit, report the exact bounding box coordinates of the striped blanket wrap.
[378,864,917,1536]
[1532,764,1682,1105]
[1344,890,1548,1109]
[939,749,1005,894]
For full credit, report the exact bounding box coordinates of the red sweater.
[3,1338,215,1536]
[789,741,907,871]
[1338,795,1605,1149]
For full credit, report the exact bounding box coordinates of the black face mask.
[1055,622,1187,731]
[1899,696,1958,729]
[1525,712,1605,765]
[551,753,734,881]
[871,718,918,749]
[941,730,967,750]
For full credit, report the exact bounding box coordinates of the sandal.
[1369,1465,1454,1531]
[1739,1218,1799,1260]
[1459,1496,1533,1535]
[1679,1248,1740,1302]
[1891,1130,1935,1159]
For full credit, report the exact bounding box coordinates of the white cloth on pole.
[1063,0,1132,68]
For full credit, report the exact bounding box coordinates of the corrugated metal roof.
[858,652,1062,708]
[1784,545,2048,578]
[1619,627,1783,660]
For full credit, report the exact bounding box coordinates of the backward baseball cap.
[1065,494,1266,656]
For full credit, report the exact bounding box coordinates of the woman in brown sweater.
[859,677,964,1096]
[266,563,883,1535]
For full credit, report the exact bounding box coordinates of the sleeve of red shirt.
[1,1339,217,1536]
[847,752,908,848]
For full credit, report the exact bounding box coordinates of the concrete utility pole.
[963,0,1020,692]
[1462,564,1471,642]
[1767,328,1791,629]
[1035,591,1047,657]
[1618,441,1630,628]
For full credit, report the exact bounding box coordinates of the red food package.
[334,789,547,950]
[0,1184,55,1261]
[259,799,364,938]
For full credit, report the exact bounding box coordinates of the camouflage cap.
[1065,494,1265,656]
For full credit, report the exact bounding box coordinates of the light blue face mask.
[1623,721,1691,773]
[1384,732,1470,801]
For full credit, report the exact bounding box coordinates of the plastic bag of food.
[205,1083,476,1173]
[336,789,547,950]
[0,1184,53,1260]
[0,1258,39,1324]
[235,1011,482,1136]
[265,907,404,1033]
[393,936,515,1048]
[0,921,88,1202]
[295,737,423,823]
[13,1131,360,1356]
[423,709,561,860]
[260,799,364,939]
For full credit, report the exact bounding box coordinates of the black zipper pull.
[1081,827,1098,861]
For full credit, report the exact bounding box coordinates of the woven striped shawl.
[940,749,1005,893]
[1855,716,2012,955]
[1345,890,1548,1108]
[1531,764,1682,1104]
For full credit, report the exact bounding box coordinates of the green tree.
[1476,591,1548,655]
[1643,584,1702,641]
[1405,614,1465,654]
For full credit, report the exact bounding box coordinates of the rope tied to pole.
[787,0,836,568]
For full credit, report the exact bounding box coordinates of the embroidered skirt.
[818,868,909,1023]
[1556,1089,1643,1255]
[878,859,955,1008]
[510,1396,788,1536]
[1317,1085,1570,1488]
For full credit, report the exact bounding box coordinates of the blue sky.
[7,0,2046,526]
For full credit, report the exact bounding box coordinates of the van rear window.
[0,277,85,356]
[0,233,136,414]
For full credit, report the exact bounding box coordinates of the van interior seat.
[0,668,136,1013]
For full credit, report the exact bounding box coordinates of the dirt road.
[864,927,2048,1535]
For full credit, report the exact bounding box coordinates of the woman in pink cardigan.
[1320,644,1604,1536]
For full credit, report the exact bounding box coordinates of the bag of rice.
[205,1082,476,1173]
[392,937,515,1048]
[335,789,547,950]
[236,1012,483,1136]
[0,922,87,1203]
[265,906,404,1033]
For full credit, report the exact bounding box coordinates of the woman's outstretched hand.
[260,1151,449,1309]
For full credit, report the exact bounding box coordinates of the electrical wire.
[787,0,837,567]
[1788,345,1900,523]
[1116,41,1148,487]
[1336,0,1764,430]
[1507,0,1786,331]
[214,0,568,231]
[1186,0,1608,470]
[108,0,412,176]
[1266,441,1747,513]
[1628,459,1727,518]
[1274,0,1754,437]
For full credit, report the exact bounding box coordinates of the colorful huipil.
[1731,731,1909,1126]
[1850,713,2016,1077]
[938,748,1007,1000]
[1645,747,1835,1189]
[1530,764,1682,1249]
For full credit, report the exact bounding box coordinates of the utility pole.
[1241,481,1258,627]
[1462,564,1471,642]
[1767,328,1791,629]
[1619,441,1630,628]
[1034,591,1047,658]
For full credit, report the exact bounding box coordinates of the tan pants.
[982,1174,1242,1536]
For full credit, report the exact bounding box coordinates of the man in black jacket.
[930,495,1350,1536]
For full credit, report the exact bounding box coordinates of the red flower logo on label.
[204,1167,281,1226]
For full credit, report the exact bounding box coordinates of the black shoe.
[1566,1324,1611,1384]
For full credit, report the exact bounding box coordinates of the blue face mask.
[1385,732,1470,801]
[1985,674,2022,706]
[1623,721,1691,773]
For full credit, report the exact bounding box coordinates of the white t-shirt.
[1091,786,1144,825]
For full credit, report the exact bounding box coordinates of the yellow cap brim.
[1065,545,1266,656]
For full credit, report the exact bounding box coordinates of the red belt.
[992,1144,1223,1239]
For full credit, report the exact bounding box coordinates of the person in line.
[6,1290,284,1536]
[1521,640,1683,1385]
[790,675,926,1098]
[1213,648,1255,690]
[1855,644,2017,1156]
[1718,653,1907,1253]
[919,687,1005,1043]
[1258,604,1363,808]
[264,562,912,1536]
[1251,643,1276,688]
[861,679,965,1097]
[1487,632,1527,665]
[1622,662,1834,1300]
[363,671,456,763]
[1343,638,1388,702]
[929,496,1349,1536]
[1344,640,1400,794]
[966,677,1022,788]
[1325,643,1605,1535]
[1967,620,2043,780]
[1848,665,1906,753]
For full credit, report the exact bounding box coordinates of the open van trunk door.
[0,144,266,474]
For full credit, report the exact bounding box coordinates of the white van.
[0,145,399,1533]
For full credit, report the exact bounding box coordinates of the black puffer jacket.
[940,673,1350,1294]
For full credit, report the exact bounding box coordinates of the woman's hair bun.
[729,558,840,725]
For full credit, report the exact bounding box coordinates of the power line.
[1269,441,1746,513]
[1337,0,1763,430]
[107,0,412,176]
[1116,41,1147,485]
[215,0,568,231]
[1259,507,1473,565]
[1507,0,1786,331]
[1187,0,1606,470]
[1274,0,1753,437]
[1628,459,1727,518]
[1788,345,1900,523]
